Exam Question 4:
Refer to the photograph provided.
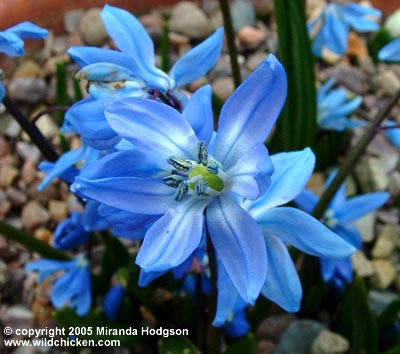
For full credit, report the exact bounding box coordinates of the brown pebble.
[49,200,69,222]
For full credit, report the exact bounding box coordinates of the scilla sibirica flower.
[379,39,400,62]
[26,255,91,316]
[317,79,364,131]
[68,5,223,107]
[0,21,48,101]
[72,55,355,306]
[308,3,381,57]
[295,171,389,289]
[53,212,90,250]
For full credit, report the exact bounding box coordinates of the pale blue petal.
[0,32,24,56]
[170,27,224,88]
[334,192,390,223]
[312,26,325,57]
[105,97,199,161]
[37,147,87,191]
[332,224,363,249]
[213,257,239,327]
[88,81,147,100]
[328,96,362,117]
[384,120,400,148]
[246,148,315,215]
[325,14,349,55]
[207,194,267,303]
[342,4,381,18]
[76,63,140,82]
[214,55,287,169]
[319,89,348,111]
[257,207,356,259]
[182,85,213,143]
[294,189,319,213]
[320,116,365,131]
[317,78,336,102]
[225,143,274,200]
[379,39,400,62]
[6,21,48,39]
[261,235,302,312]
[136,198,207,271]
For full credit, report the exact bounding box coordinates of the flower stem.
[3,95,59,162]
[0,220,69,260]
[218,0,242,88]
[311,90,400,219]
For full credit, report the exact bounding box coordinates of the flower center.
[323,209,338,229]
[163,141,225,202]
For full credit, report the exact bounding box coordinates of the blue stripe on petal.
[207,194,267,303]
[170,27,224,88]
[261,235,302,312]
[214,55,287,169]
[257,207,356,259]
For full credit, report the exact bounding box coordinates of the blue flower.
[0,21,48,101]
[103,284,125,321]
[72,55,287,304]
[383,120,400,148]
[295,171,389,288]
[223,298,250,338]
[68,5,223,101]
[317,79,364,131]
[309,3,381,57]
[379,38,400,62]
[53,212,90,250]
[26,255,91,316]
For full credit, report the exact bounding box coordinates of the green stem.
[0,220,69,260]
[218,0,241,88]
[161,22,170,73]
[205,225,221,354]
[311,90,400,219]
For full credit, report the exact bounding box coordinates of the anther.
[207,161,219,174]
[195,180,209,196]
[167,156,193,172]
[197,141,208,166]
[175,181,189,202]
[163,175,186,188]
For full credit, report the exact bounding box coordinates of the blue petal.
[6,21,48,39]
[105,97,199,161]
[182,85,213,143]
[207,194,267,303]
[245,148,315,215]
[76,63,140,82]
[384,120,400,148]
[342,4,381,32]
[225,143,274,200]
[100,5,170,90]
[0,82,5,102]
[320,258,337,282]
[327,96,362,117]
[379,39,400,62]
[51,269,81,308]
[324,170,347,211]
[334,192,390,223]
[136,198,207,271]
[170,28,224,88]
[261,235,302,312]
[25,259,73,283]
[325,13,349,55]
[224,308,250,338]
[214,55,287,169]
[256,207,356,259]
[332,224,363,249]
[213,258,239,327]
[342,4,381,18]
[88,81,147,100]
[317,78,336,102]
[74,270,91,316]
[39,161,79,184]
[319,88,348,112]
[294,189,319,213]
[138,269,167,287]
[319,116,365,132]
[103,284,125,321]
[82,200,108,231]
[0,32,24,56]
[37,147,87,191]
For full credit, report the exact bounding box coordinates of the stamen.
[207,161,219,174]
[197,141,208,166]
[163,174,186,188]
[175,181,189,202]
[167,156,193,172]
[195,180,209,196]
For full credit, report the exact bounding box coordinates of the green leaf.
[54,308,143,346]
[72,76,83,102]
[269,0,317,152]
[224,334,256,354]
[384,345,400,354]
[55,62,71,124]
[368,28,393,62]
[0,220,68,260]
[158,336,200,354]
[377,298,400,332]
[338,276,378,354]
[59,132,70,153]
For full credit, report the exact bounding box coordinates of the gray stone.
[354,213,376,243]
[0,259,8,288]
[231,0,256,32]
[7,78,47,104]
[67,194,84,213]
[0,165,18,188]
[311,330,349,354]
[355,156,389,193]
[64,9,83,33]
[327,64,370,94]
[372,227,396,259]
[16,142,40,162]
[256,314,295,341]
[169,2,212,39]
[212,77,235,101]
[389,171,400,197]
[79,8,108,46]
[34,114,59,139]
[374,70,400,96]
[352,251,374,278]
[21,201,49,229]
[246,52,267,71]
[371,259,396,290]
[368,290,398,314]
[274,320,326,354]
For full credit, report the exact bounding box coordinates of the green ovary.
[189,165,224,192]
